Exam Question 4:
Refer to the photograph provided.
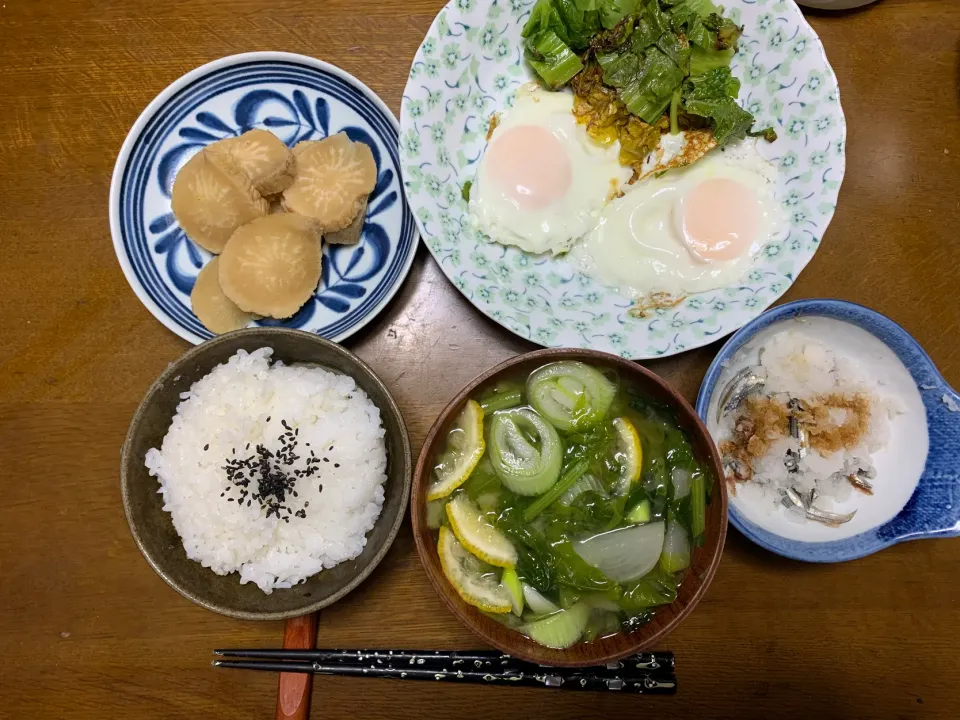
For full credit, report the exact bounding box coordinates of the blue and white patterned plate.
[401,0,846,359]
[697,300,960,562]
[110,52,418,345]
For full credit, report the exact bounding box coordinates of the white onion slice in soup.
[522,584,560,616]
[573,521,665,583]
[671,467,692,499]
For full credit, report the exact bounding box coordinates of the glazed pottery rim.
[121,327,412,620]
[108,50,419,346]
[695,298,957,563]
[411,347,728,666]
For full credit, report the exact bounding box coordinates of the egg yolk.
[486,125,572,211]
[681,178,759,262]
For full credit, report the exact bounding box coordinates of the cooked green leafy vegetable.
[689,45,734,74]
[682,67,754,146]
[524,29,584,89]
[570,62,666,166]
[598,0,641,30]
[598,44,684,123]
[521,0,772,170]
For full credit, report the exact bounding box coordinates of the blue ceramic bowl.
[109,52,419,345]
[696,299,960,562]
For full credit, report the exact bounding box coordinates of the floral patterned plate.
[110,52,418,345]
[400,0,845,359]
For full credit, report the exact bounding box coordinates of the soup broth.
[426,361,713,649]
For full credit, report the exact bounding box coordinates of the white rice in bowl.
[144,347,387,593]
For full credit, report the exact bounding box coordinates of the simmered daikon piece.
[324,196,367,245]
[171,149,269,253]
[190,257,253,334]
[211,129,296,196]
[282,134,377,231]
[218,214,322,319]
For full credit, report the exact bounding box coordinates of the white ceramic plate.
[400,0,846,359]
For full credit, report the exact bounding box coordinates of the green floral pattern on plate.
[401,0,846,359]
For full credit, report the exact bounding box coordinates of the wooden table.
[2,0,958,717]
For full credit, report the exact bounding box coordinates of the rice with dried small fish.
[144,348,387,593]
[717,331,900,515]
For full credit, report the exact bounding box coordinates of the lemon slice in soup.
[427,400,485,501]
[437,526,512,614]
[613,417,643,493]
[446,493,517,569]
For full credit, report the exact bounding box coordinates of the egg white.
[469,85,631,256]
[569,138,786,298]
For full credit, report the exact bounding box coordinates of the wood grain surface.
[0,0,958,718]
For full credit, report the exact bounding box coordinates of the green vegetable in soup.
[582,609,622,642]
[488,409,563,496]
[527,361,616,432]
[523,457,590,521]
[477,379,526,414]
[462,455,501,501]
[425,498,449,529]
[659,518,691,573]
[551,537,621,592]
[626,498,651,524]
[501,568,525,616]
[495,504,557,592]
[522,602,590,649]
[689,470,706,546]
[557,585,581,610]
[559,488,625,534]
[558,472,607,507]
[619,566,678,613]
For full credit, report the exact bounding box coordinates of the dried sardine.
[786,397,809,459]
[847,469,875,495]
[784,449,800,473]
[804,505,857,527]
[723,455,751,481]
[781,487,857,526]
[716,366,767,423]
[781,487,807,511]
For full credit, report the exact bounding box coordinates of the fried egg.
[570,138,786,298]
[469,84,631,255]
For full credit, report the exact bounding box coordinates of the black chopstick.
[212,658,676,694]
[213,648,674,675]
